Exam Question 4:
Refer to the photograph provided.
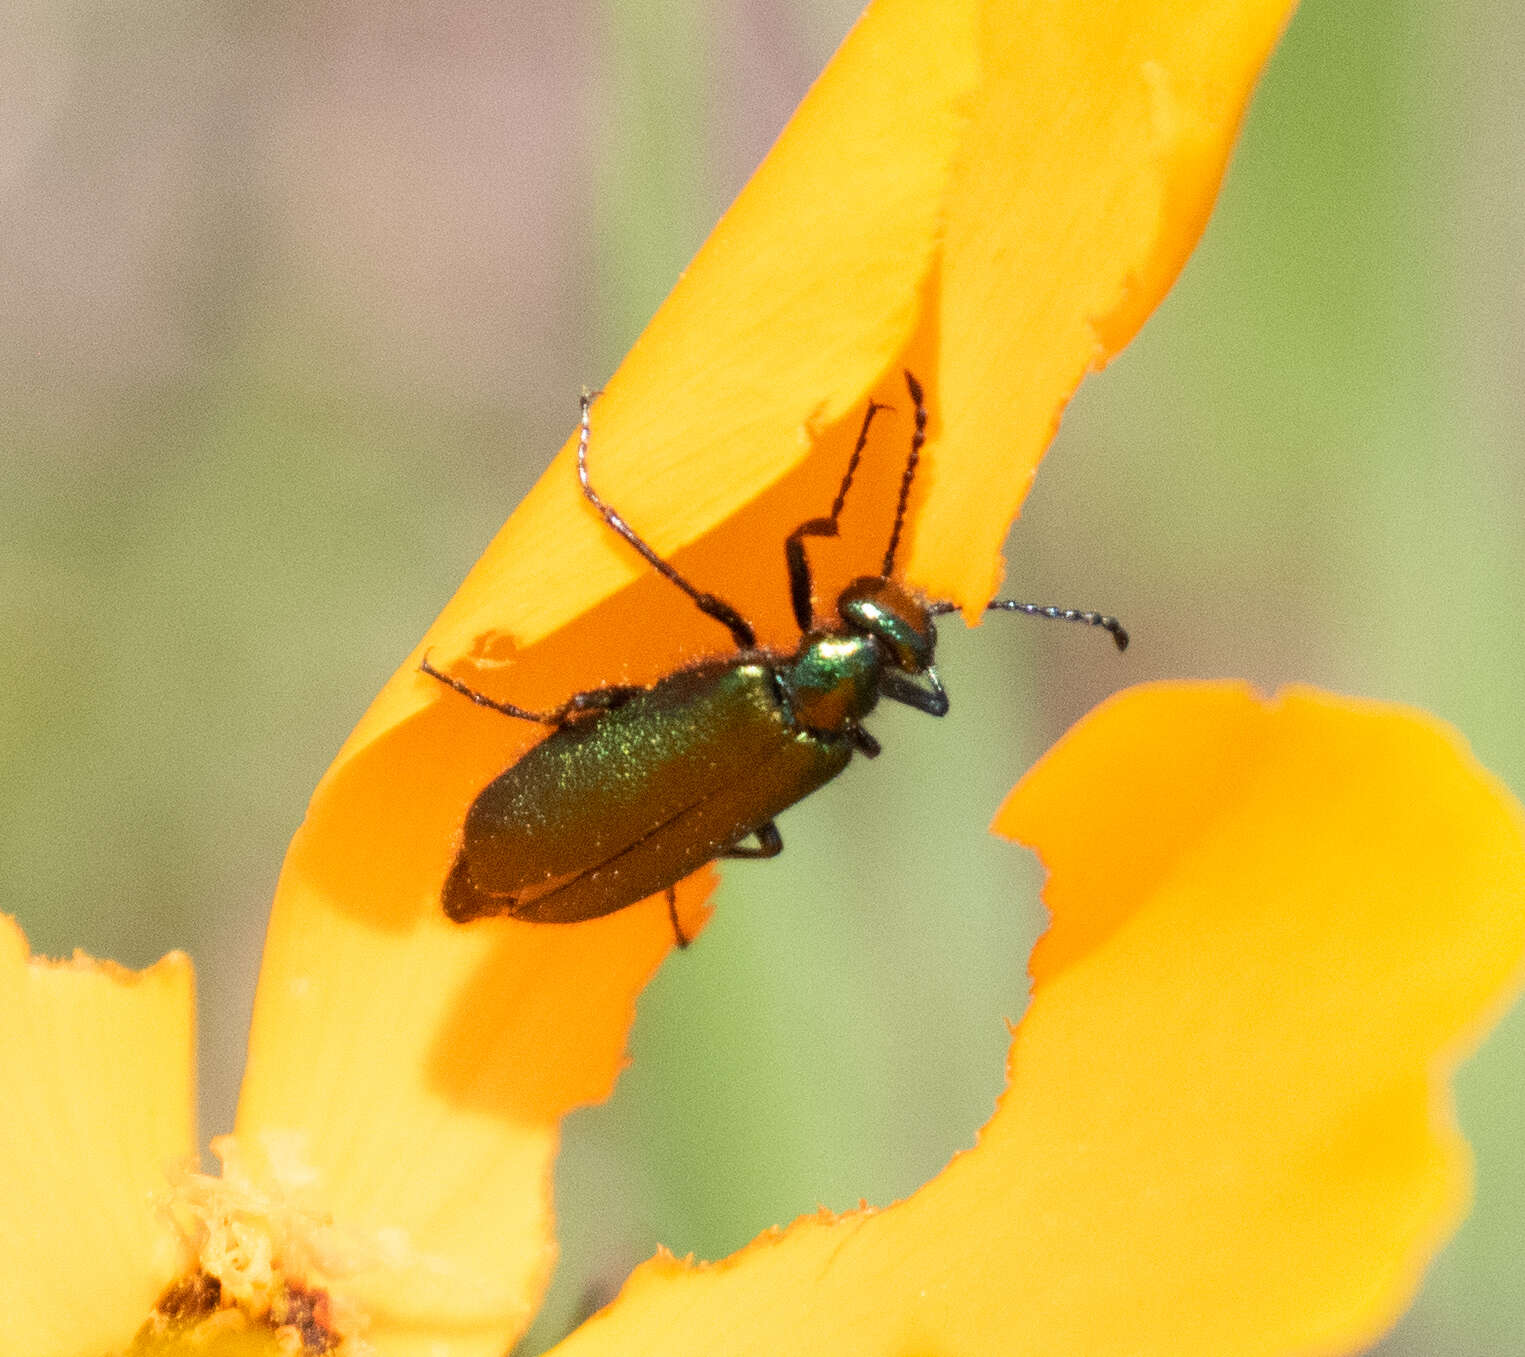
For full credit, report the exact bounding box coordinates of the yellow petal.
[543,684,1525,1355]
[0,915,195,1354]
[989,683,1525,1352]
[232,856,685,1356]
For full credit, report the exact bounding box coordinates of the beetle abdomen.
[444,659,854,923]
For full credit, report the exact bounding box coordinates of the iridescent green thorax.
[777,632,882,734]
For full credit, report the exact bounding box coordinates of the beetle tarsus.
[665,887,690,948]
[423,651,651,727]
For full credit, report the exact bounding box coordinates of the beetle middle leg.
[720,821,784,859]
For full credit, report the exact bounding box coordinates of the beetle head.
[837,576,936,673]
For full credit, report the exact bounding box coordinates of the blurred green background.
[3,1,1521,1352]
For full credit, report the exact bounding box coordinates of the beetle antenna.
[929,599,1130,651]
[881,369,926,578]
[576,390,758,650]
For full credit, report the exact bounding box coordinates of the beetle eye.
[871,631,919,671]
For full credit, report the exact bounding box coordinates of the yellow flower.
[5,1,1523,1355]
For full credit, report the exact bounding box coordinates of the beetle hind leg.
[421,653,561,725]
[421,651,645,727]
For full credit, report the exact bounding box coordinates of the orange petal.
[0,915,195,1353]
[920,0,1294,608]
[543,684,1525,1356]
[415,0,981,675]
[239,0,1292,1347]
[234,3,980,1352]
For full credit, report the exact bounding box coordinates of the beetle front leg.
[784,397,891,632]
[721,821,784,859]
[784,517,838,633]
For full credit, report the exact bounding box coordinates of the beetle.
[421,370,1126,943]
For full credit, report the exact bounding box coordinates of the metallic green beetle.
[422,371,1126,942]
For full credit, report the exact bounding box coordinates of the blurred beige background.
[3,2,1521,1352]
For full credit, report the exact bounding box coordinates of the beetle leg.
[721,821,784,859]
[420,653,564,725]
[577,392,758,650]
[784,517,837,633]
[665,887,690,949]
[852,727,882,758]
[784,397,891,632]
[555,684,645,722]
[422,654,645,728]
